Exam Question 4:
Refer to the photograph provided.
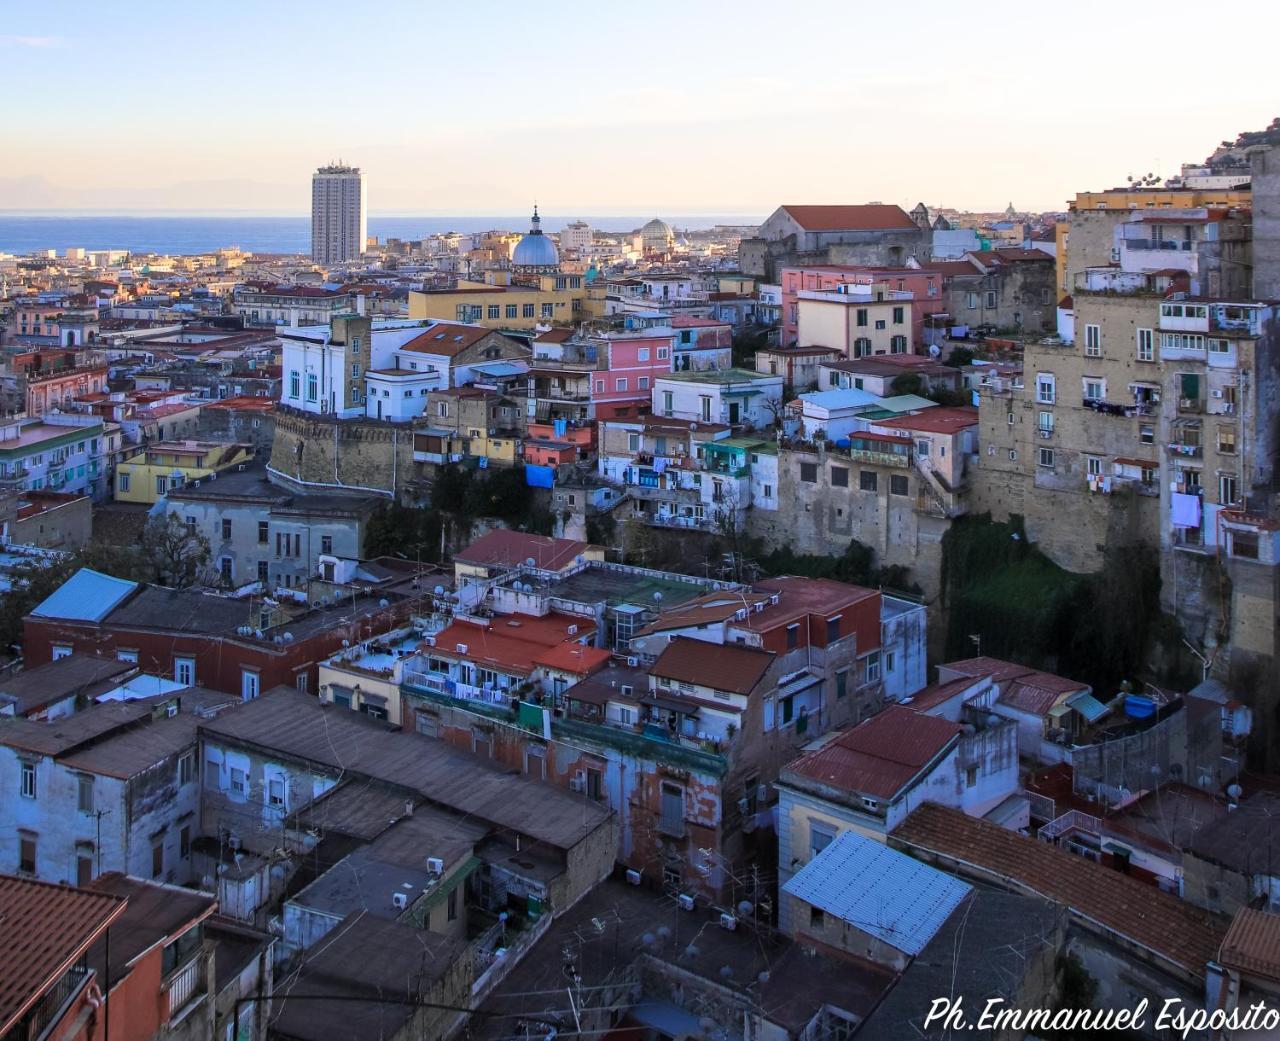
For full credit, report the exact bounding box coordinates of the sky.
[3,0,1277,216]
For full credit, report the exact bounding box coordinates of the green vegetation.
[363,464,554,561]
[941,514,1191,695]
[944,346,976,368]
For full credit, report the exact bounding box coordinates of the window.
[289,371,300,398]
[892,306,905,325]
[1219,474,1239,506]
[859,470,877,492]
[78,774,94,813]
[1086,456,1102,477]
[864,650,881,683]
[118,649,138,664]
[152,839,164,878]
[855,308,868,327]
[268,776,285,808]
[1136,328,1154,361]
[221,518,232,540]
[916,439,930,458]
[966,292,978,310]
[447,887,459,921]
[19,834,36,874]
[1083,378,1105,402]
[321,535,333,555]
[660,783,684,835]
[522,304,535,318]
[890,474,909,496]
[118,473,130,493]
[257,521,268,544]
[505,304,517,319]
[77,844,94,887]
[966,764,979,788]
[525,746,546,780]
[1218,427,1237,454]
[350,363,361,378]
[306,373,318,401]
[799,462,817,483]
[180,826,191,860]
[985,290,997,309]
[487,305,500,320]
[826,616,841,642]
[1084,324,1101,356]
[1139,424,1155,445]
[257,560,268,583]
[638,376,649,390]
[809,821,835,859]
[853,337,872,358]
[1038,447,1055,468]
[615,378,628,392]
[155,475,168,496]
[835,669,848,699]
[230,766,247,795]
[809,905,825,929]
[637,347,650,361]
[1036,373,1055,404]
[786,624,799,649]
[20,761,36,799]
[657,347,669,360]
[830,465,848,487]
[890,335,907,354]
[241,670,260,701]
[179,752,194,785]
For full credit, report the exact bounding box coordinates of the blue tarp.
[525,465,555,488]
[30,568,138,622]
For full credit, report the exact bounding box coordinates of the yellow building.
[1060,186,1252,297]
[409,271,587,330]
[114,440,256,504]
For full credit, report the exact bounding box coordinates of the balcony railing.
[166,957,205,1021]
[14,964,89,1041]
[1166,441,1202,458]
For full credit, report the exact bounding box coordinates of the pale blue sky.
[3,0,1276,214]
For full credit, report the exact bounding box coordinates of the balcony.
[1081,398,1153,418]
[1166,440,1202,459]
[165,956,206,1022]
[1177,397,1203,414]
[12,963,90,1041]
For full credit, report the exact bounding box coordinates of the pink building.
[780,265,946,349]
[588,332,675,418]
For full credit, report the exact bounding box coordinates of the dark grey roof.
[165,464,382,517]
[0,656,138,714]
[271,912,464,1041]
[105,585,249,634]
[86,873,216,983]
[856,891,1064,1041]
[200,690,612,849]
[1188,792,1280,874]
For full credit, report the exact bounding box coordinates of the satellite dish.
[525,557,536,567]
[653,591,663,603]
[928,344,941,357]
[433,585,445,595]
[1228,783,1243,799]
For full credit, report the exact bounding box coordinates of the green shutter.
[1180,373,1200,399]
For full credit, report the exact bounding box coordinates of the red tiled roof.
[942,656,1086,716]
[534,328,574,343]
[651,636,774,696]
[202,395,275,412]
[904,675,986,713]
[878,407,978,435]
[1220,908,1280,982]
[669,315,729,328]
[455,530,593,573]
[891,803,1226,978]
[431,613,597,675]
[781,205,918,232]
[786,706,961,799]
[0,875,127,1036]
[400,323,492,357]
[533,642,612,676]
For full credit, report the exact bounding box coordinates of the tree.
[944,346,976,369]
[139,514,211,588]
[890,373,924,397]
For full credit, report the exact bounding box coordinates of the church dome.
[512,206,560,269]
[641,218,674,251]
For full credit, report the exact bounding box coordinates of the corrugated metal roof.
[1066,690,1110,723]
[783,831,971,955]
[29,567,138,622]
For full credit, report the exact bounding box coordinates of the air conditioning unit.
[456,643,468,654]
[678,893,696,912]
[625,869,642,886]
[626,656,639,667]
[567,624,578,636]
[426,857,444,875]
[1038,429,1052,438]
[392,891,409,910]
[719,913,737,931]
[1211,389,1223,398]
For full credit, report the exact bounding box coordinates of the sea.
[0,214,764,256]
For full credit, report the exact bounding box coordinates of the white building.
[311,162,367,265]
[559,220,593,252]
[651,368,783,428]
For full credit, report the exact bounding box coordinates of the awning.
[1066,690,1110,723]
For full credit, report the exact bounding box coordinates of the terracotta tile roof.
[455,530,594,573]
[431,613,597,675]
[781,205,918,233]
[1219,908,1280,982]
[650,636,774,696]
[532,642,612,676]
[785,706,961,799]
[635,590,776,636]
[891,803,1226,978]
[0,874,127,1036]
[904,675,988,714]
[878,407,978,435]
[400,322,492,357]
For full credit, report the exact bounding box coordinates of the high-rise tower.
[311,162,366,265]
